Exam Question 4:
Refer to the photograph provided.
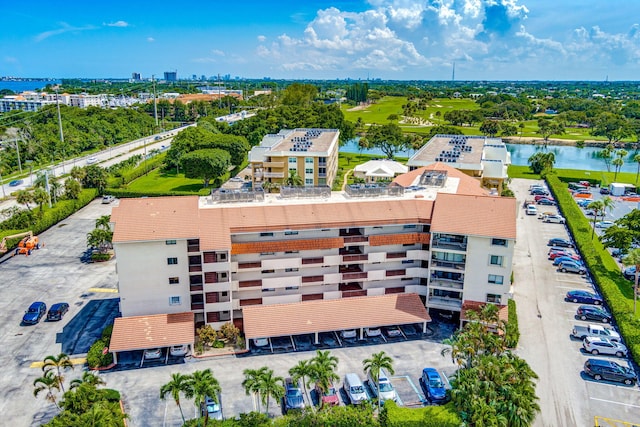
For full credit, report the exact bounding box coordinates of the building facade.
[111,164,516,335]
[249,128,340,189]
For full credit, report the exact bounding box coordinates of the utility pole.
[218,73,222,109]
[55,86,65,173]
[152,75,159,128]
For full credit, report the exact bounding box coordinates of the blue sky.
[2,0,640,80]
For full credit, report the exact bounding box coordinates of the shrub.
[197,324,218,348]
[86,338,113,368]
[91,252,111,262]
[101,324,114,343]
[102,388,121,402]
[220,322,240,342]
[213,340,225,349]
[383,401,461,427]
[505,299,520,348]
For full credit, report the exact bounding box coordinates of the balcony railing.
[263,171,285,178]
[302,275,323,283]
[343,290,367,298]
[343,254,368,262]
[432,239,467,251]
[386,252,407,259]
[429,279,464,290]
[344,236,368,244]
[191,302,205,310]
[428,296,462,308]
[386,269,406,277]
[188,245,200,253]
[342,272,367,280]
[339,248,363,255]
[238,262,261,269]
[431,260,466,270]
[190,284,203,292]
[339,230,363,237]
[302,257,324,265]
[189,265,203,273]
[239,280,262,288]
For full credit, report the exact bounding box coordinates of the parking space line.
[88,287,118,293]
[30,357,86,368]
[590,397,640,408]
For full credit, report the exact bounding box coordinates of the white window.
[490,255,503,266]
[305,157,313,164]
[488,274,504,284]
[169,296,181,305]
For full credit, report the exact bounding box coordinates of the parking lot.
[512,178,640,427]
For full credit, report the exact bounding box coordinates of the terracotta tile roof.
[111,196,201,243]
[460,300,509,323]
[392,163,489,196]
[430,193,517,239]
[242,293,431,339]
[109,312,194,352]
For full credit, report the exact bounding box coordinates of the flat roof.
[269,128,338,155]
[408,134,503,167]
[242,293,431,339]
[109,312,194,352]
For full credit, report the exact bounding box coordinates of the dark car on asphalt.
[576,305,612,323]
[548,238,573,248]
[583,359,636,385]
[599,187,610,195]
[421,368,448,403]
[623,266,636,281]
[530,188,550,196]
[283,377,305,414]
[9,179,23,187]
[47,303,69,321]
[536,198,556,206]
[22,302,47,325]
[565,290,603,305]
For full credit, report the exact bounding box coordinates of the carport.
[109,312,195,365]
[242,293,431,349]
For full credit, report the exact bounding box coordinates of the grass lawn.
[126,169,211,195]
[508,165,640,187]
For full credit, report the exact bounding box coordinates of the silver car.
[559,261,586,274]
[583,337,628,358]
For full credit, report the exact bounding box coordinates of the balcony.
[339,229,363,237]
[431,260,466,270]
[342,290,367,298]
[203,252,228,263]
[339,247,363,255]
[339,283,363,291]
[302,257,324,265]
[342,272,368,280]
[238,261,261,269]
[189,265,203,273]
[302,275,324,283]
[263,171,285,178]
[187,239,200,253]
[428,296,462,309]
[385,269,406,277]
[343,254,368,262]
[262,161,284,168]
[386,252,407,259]
[191,301,205,310]
[344,236,368,244]
[429,279,464,290]
[432,237,467,251]
[190,284,203,292]
[239,280,262,288]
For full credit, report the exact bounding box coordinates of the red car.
[316,383,339,407]
[534,195,554,202]
[549,251,578,260]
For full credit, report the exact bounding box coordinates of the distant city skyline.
[2,0,640,81]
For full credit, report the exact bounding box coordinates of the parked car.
[384,326,403,338]
[529,184,546,191]
[534,195,554,202]
[283,377,305,413]
[548,250,576,260]
[143,348,162,360]
[9,179,23,187]
[537,198,556,206]
[421,367,448,403]
[365,327,382,337]
[253,338,269,347]
[577,199,593,207]
[583,359,636,385]
[583,337,628,357]
[169,344,189,357]
[599,187,610,195]
[576,189,592,195]
[341,329,357,339]
[46,302,69,321]
[595,221,614,229]
[101,195,115,204]
[86,156,98,165]
[553,256,583,266]
[315,382,339,407]
[576,306,612,323]
[531,188,550,196]
[565,290,603,305]
[525,205,538,216]
[22,302,46,325]
[548,238,573,248]
[544,214,566,224]
[201,396,223,420]
[558,260,586,274]
[367,368,397,403]
[538,211,555,219]
[572,324,620,342]
[623,266,636,281]
[343,373,368,405]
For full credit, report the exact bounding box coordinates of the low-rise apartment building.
[110,164,516,351]
[249,128,339,189]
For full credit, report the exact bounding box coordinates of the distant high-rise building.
[192,74,197,80]
[132,72,141,81]
[200,75,207,81]
[164,71,177,82]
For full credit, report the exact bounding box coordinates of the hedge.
[505,299,520,348]
[87,324,114,368]
[383,401,461,427]
[546,174,640,365]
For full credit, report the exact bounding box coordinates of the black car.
[530,189,549,196]
[623,266,636,281]
[282,377,304,414]
[565,290,603,305]
[583,359,636,385]
[599,187,610,195]
[22,302,46,325]
[47,303,69,321]
[536,198,555,206]
[548,238,573,248]
[576,305,612,323]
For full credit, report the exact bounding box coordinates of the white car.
[143,348,162,360]
[341,329,357,339]
[595,221,614,229]
[101,195,115,204]
[86,156,98,165]
[253,338,269,347]
[367,368,398,402]
[365,327,382,337]
[544,214,566,224]
[583,337,628,358]
[525,205,537,216]
[169,344,189,357]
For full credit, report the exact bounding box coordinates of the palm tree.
[587,200,604,239]
[33,187,49,212]
[70,371,106,389]
[95,215,111,230]
[310,350,339,395]
[634,153,640,184]
[362,351,395,412]
[242,368,264,412]
[43,353,73,393]
[33,370,61,410]
[189,369,221,427]
[257,368,284,416]
[598,144,614,172]
[612,157,624,180]
[285,170,303,186]
[160,373,193,425]
[623,248,640,314]
[289,360,315,412]
[15,189,34,211]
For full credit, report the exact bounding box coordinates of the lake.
[0,80,61,92]
[339,138,640,173]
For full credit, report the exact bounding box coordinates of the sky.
[2,0,640,81]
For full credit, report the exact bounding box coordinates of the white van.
[343,373,368,405]
[367,368,397,402]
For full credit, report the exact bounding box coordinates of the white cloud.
[257,35,266,42]
[104,20,129,27]
[34,22,96,42]
[147,37,155,42]
[4,56,18,63]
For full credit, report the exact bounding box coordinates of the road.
[0,124,195,210]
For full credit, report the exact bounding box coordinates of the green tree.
[537,118,564,146]
[365,122,408,159]
[87,227,113,254]
[258,368,284,416]
[82,165,108,193]
[622,248,640,314]
[63,177,81,200]
[15,189,34,211]
[181,148,231,187]
[33,370,61,410]
[310,350,339,395]
[189,369,221,427]
[527,151,555,174]
[70,166,86,183]
[289,360,315,413]
[242,368,265,413]
[362,351,395,413]
[280,83,318,107]
[597,144,614,172]
[479,120,500,137]
[70,372,106,390]
[592,112,632,143]
[285,170,304,186]
[634,153,640,183]
[160,373,193,425]
[33,187,49,213]
[43,353,74,393]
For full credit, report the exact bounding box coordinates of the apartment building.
[109,164,516,353]
[407,134,511,192]
[249,128,339,189]
[0,96,55,112]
